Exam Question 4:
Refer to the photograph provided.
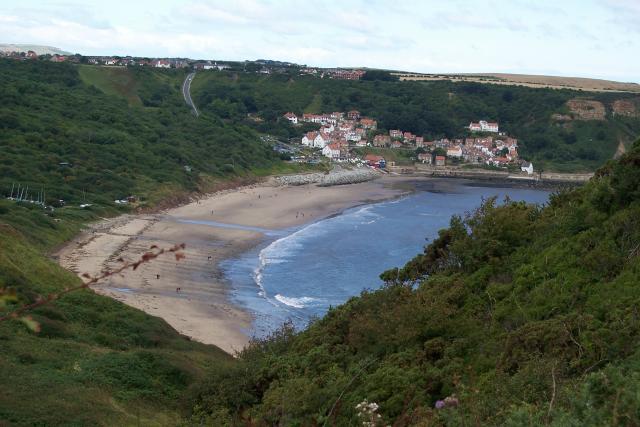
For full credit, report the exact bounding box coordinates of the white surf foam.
[274,294,317,308]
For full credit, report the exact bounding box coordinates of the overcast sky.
[1,0,638,82]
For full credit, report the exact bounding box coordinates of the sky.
[0,0,638,82]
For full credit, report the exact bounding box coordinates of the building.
[283,112,298,124]
[415,137,424,147]
[329,69,366,80]
[373,135,390,147]
[360,118,377,130]
[469,120,499,133]
[153,59,171,68]
[446,146,463,158]
[322,143,341,159]
[302,113,323,124]
[435,155,446,166]
[302,131,317,146]
[418,153,432,164]
[389,129,403,139]
[50,54,67,63]
[469,122,482,132]
[347,110,360,120]
[403,132,415,142]
[521,161,534,175]
[364,154,386,168]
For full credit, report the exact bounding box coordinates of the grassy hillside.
[192,71,640,172]
[0,59,299,424]
[78,65,143,106]
[189,140,640,425]
[0,222,232,425]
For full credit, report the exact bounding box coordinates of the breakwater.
[388,165,593,185]
[274,168,380,187]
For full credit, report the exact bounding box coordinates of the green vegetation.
[0,59,290,211]
[0,59,300,424]
[189,140,640,425]
[192,71,640,172]
[2,58,640,424]
[0,223,232,425]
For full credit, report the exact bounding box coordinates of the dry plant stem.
[0,243,186,322]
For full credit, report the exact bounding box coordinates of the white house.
[322,143,341,159]
[302,131,317,146]
[469,121,499,133]
[313,133,327,148]
[283,112,298,124]
[521,161,534,175]
[481,121,499,132]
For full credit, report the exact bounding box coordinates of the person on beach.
[156,274,160,279]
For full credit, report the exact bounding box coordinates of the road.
[182,72,199,117]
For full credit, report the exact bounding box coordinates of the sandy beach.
[55,175,409,354]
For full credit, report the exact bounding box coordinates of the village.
[284,111,534,174]
[0,49,368,80]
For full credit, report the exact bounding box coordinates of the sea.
[221,179,550,339]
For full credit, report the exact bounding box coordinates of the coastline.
[55,175,410,354]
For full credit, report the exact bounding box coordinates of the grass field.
[78,65,142,106]
[394,72,640,93]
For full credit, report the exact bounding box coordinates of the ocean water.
[221,179,550,339]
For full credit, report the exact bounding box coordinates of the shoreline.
[55,176,410,354]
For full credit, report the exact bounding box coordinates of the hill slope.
[189,140,640,426]
[192,71,640,172]
[0,44,72,56]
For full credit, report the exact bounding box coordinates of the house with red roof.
[364,154,386,168]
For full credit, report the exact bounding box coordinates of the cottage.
[364,154,386,168]
[521,161,534,175]
[435,155,446,166]
[283,112,298,124]
[302,131,317,146]
[322,143,341,159]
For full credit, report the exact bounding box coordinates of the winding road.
[182,72,199,117]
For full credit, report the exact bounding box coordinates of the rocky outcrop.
[612,99,638,117]
[275,168,380,187]
[566,99,606,120]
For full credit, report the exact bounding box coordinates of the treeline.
[188,139,640,425]
[192,71,640,171]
